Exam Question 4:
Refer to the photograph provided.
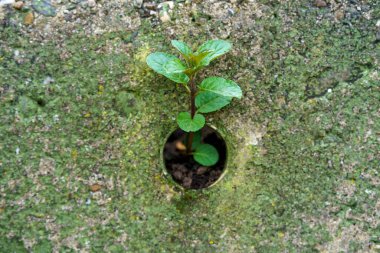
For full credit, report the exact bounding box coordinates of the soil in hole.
[163,126,227,189]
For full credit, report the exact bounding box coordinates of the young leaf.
[146,52,189,84]
[195,92,232,113]
[193,144,219,166]
[196,40,232,67]
[171,40,193,57]
[177,112,205,132]
[198,77,242,98]
[188,51,211,67]
[163,58,187,74]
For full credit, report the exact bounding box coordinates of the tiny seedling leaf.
[195,92,232,113]
[198,77,242,99]
[177,112,205,132]
[193,144,219,166]
[146,52,189,84]
[171,40,193,57]
[196,40,232,67]
[189,51,212,67]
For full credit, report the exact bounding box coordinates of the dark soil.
[163,126,227,189]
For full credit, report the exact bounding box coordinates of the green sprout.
[146,40,242,166]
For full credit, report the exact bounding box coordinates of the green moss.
[0,0,379,251]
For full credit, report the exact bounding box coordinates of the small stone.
[133,0,143,8]
[314,0,327,7]
[158,1,174,10]
[143,2,156,10]
[160,11,170,22]
[87,0,95,8]
[335,10,344,20]
[346,7,359,19]
[32,0,56,17]
[137,8,150,18]
[196,166,208,175]
[66,3,76,10]
[24,12,34,25]
[13,1,23,10]
[90,184,101,192]
[227,8,234,16]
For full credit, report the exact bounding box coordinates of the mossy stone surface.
[0,0,379,251]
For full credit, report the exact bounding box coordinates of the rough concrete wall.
[0,0,379,252]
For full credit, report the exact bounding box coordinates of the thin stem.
[186,74,197,154]
[186,132,194,154]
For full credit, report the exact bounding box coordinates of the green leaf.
[146,52,189,84]
[171,40,193,57]
[188,51,211,67]
[193,144,219,166]
[196,40,232,66]
[177,112,205,132]
[195,92,232,113]
[198,77,242,98]
[163,58,187,73]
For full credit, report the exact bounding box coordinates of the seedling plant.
[146,40,242,166]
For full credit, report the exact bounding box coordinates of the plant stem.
[186,75,196,154]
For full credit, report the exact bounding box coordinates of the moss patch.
[1,0,379,251]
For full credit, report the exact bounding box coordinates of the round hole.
[163,126,228,189]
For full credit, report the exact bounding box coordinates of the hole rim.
[160,124,229,190]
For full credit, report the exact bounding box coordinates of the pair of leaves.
[195,77,242,113]
[173,40,232,71]
[177,77,242,132]
[146,40,232,83]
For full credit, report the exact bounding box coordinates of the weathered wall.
[0,0,379,251]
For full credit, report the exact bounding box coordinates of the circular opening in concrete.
[163,126,227,189]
